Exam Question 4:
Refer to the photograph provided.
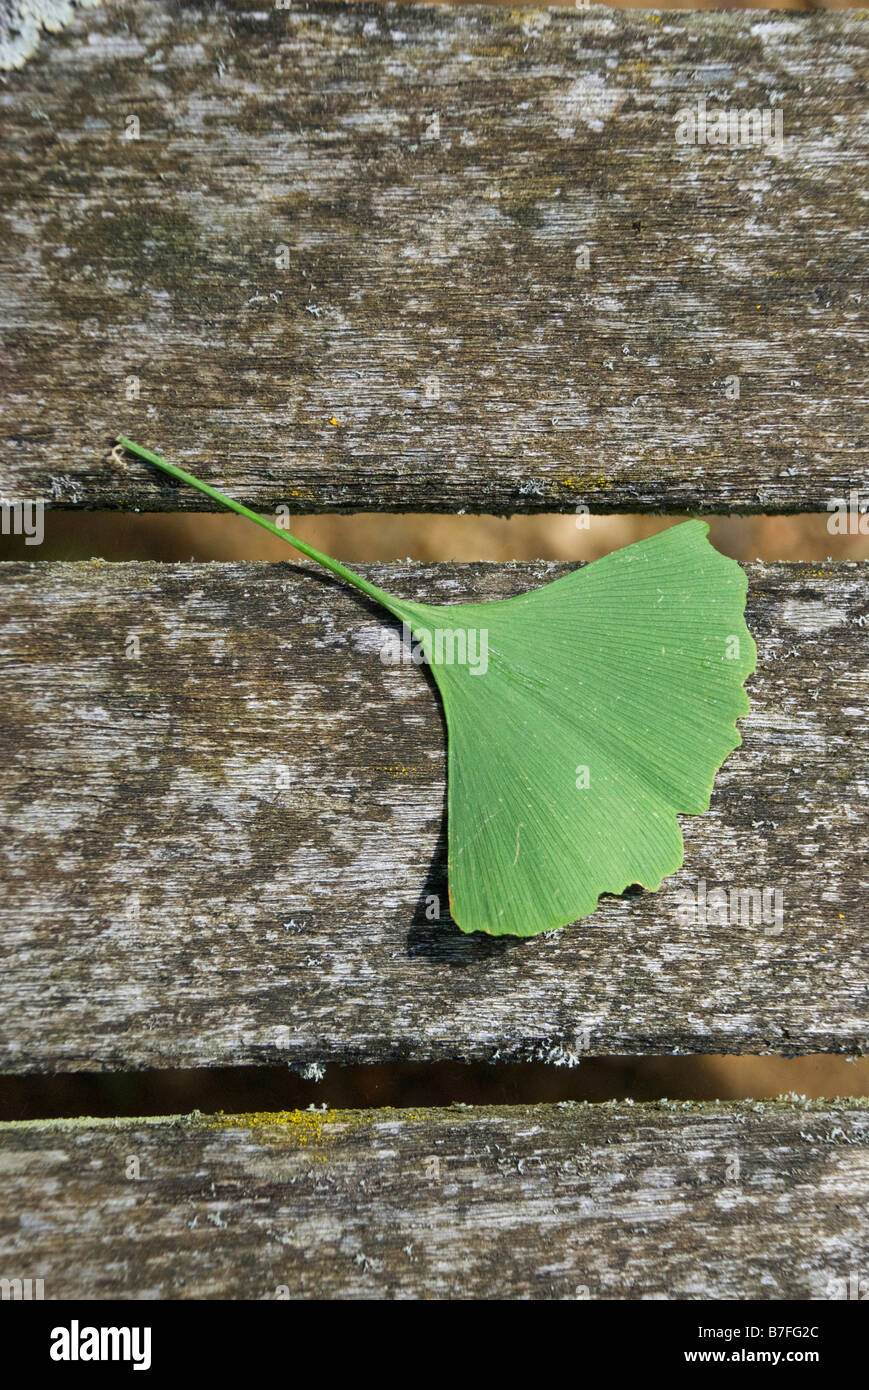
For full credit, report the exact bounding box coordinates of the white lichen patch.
[778,600,848,632]
[546,75,626,135]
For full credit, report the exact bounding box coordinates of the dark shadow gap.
[0,512,866,565]
[1,1055,867,1122]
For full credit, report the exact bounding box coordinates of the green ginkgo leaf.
[118,438,756,937]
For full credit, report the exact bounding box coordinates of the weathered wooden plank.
[1,1100,866,1298]
[0,558,865,1070]
[0,2,865,513]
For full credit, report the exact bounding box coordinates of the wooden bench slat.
[0,559,865,1071]
[1,1100,867,1298]
[0,3,865,512]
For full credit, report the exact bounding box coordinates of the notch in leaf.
[118,437,756,937]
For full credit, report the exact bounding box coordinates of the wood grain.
[0,2,865,512]
[0,558,865,1071]
[1,1100,867,1298]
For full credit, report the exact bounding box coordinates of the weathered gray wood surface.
[0,558,865,1071]
[1,1100,866,1298]
[0,2,865,513]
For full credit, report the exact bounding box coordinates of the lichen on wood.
[1,1100,867,1298]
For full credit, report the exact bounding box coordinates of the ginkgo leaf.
[118,439,756,937]
[385,521,755,935]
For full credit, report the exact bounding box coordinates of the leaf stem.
[116,436,401,613]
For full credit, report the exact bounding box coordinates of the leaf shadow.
[264,563,517,962]
[257,562,628,960]
[406,804,527,965]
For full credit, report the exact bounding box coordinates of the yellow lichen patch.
[203,1108,427,1161]
[207,1109,371,1158]
[375,763,428,779]
[557,475,611,493]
